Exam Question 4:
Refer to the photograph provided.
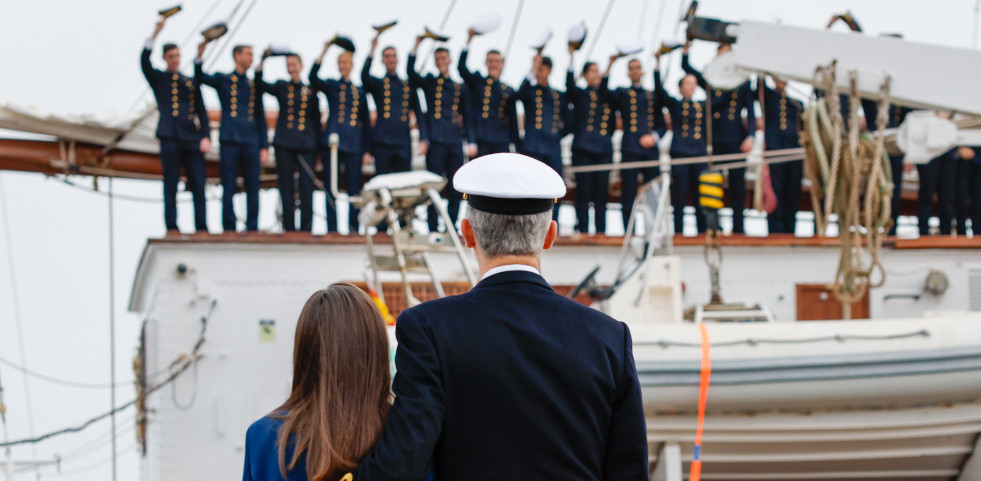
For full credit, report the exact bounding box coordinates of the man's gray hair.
[467,208,552,258]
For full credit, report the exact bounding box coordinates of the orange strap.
[690,323,712,481]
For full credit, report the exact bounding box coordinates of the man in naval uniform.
[681,42,756,235]
[604,55,667,230]
[355,152,648,481]
[310,37,372,234]
[654,48,708,235]
[459,30,519,156]
[362,38,426,175]
[142,17,211,234]
[408,35,477,233]
[758,76,805,234]
[196,42,270,232]
[256,50,321,233]
[516,53,569,221]
[567,46,615,236]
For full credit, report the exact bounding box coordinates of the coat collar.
[471,270,554,292]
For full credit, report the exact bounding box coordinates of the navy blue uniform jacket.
[516,78,570,157]
[356,270,648,481]
[458,49,519,148]
[567,71,615,156]
[195,61,269,148]
[255,72,321,151]
[758,84,804,150]
[407,54,475,147]
[141,48,210,143]
[654,68,707,157]
[361,57,427,148]
[603,78,666,158]
[308,63,372,154]
[681,54,755,145]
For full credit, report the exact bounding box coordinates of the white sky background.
[0,0,978,480]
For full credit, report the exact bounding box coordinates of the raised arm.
[141,19,165,85]
[565,47,580,103]
[253,59,276,95]
[653,56,678,112]
[355,312,445,481]
[407,36,426,88]
[361,36,381,94]
[458,31,478,85]
[194,41,219,87]
[680,42,708,90]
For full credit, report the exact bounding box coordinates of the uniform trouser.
[956,159,981,235]
[916,160,936,235]
[373,144,412,175]
[713,141,747,233]
[521,148,563,221]
[937,153,958,235]
[477,141,510,158]
[425,143,465,232]
[767,160,803,234]
[887,155,904,235]
[219,141,261,232]
[159,139,207,232]
[320,148,364,233]
[572,149,611,235]
[620,153,659,228]
[274,148,315,232]
[670,153,707,235]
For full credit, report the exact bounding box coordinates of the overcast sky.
[1,0,979,479]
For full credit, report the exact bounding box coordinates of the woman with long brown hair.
[242,283,392,481]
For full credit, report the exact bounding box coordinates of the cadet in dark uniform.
[654,48,708,235]
[195,42,270,232]
[408,35,476,233]
[311,38,372,234]
[759,76,804,234]
[567,47,615,235]
[355,152,648,481]
[681,42,756,234]
[362,37,426,175]
[605,55,667,228]
[862,99,911,235]
[142,17,211,234]
[954,146,981,236]
[516,53,569,220]
[459,29,519,156]
[256,51,321,232]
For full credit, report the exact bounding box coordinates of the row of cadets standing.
[516,53,569,220]
[681,42,756,234]
[758,75,804,234]
[141,16,211,233]
[310,38,372,234]
[566,43,615,235]
[653,46,708,235]
[255,49,321,232]
[195,40,270,232]
[408,31,477,233]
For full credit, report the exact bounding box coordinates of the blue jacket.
[682,54,756,145]
[458,49,519,147]
[361,56,426,148]
[861,99,911,132]
[567,70,614,155]
[654,68,707,157]
[195,61,269,148]
[308,63,372,155]
[407,54,474,147]
[243,416,310,481]
[256,72,321,152]
[355,270,648,481]
[141,47,210,143]
[515,77,569,157]
[758,84,804,150]
[603,79,666,158]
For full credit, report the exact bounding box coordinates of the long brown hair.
[275,283,392,480]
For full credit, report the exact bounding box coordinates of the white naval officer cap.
[616,40,644,57]
[530,27,554,51]
[568,22,587,51]
[471,12,503,35]
[454,153,566,215]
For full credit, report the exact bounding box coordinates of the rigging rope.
[800,62,892,313]
[107,175,119,481]
[584,0,617,61]
[0,174,39,462]
[502,0,527,68]
[0,357,135,390]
